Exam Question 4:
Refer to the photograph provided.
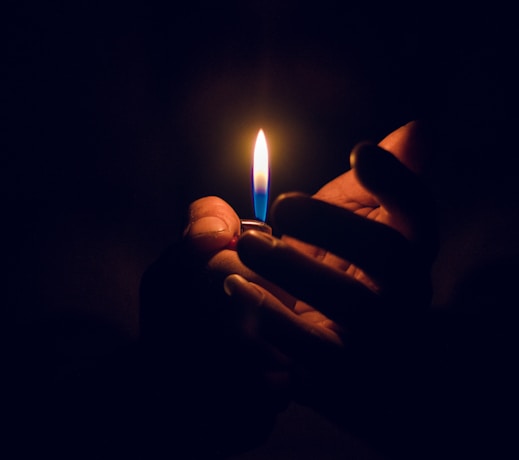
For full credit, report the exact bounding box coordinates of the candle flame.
[253,129,269,222]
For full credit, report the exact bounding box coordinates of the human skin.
[182,122,438,456]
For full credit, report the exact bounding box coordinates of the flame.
[253,129,269,222]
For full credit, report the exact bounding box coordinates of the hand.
[139,199,291,458]
[237,120,436,326]
[224,121,438,454]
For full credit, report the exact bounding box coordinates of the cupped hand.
[236,121,437,326]
[224,121,438,448]
[176,121,437,453]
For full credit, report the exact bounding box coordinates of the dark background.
[4,1,519,458]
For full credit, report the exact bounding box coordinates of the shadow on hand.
[139,241,286,458]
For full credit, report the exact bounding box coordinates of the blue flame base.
[254,191,268,222]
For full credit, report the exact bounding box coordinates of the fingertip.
[349,141,377,172]
[223,274,265,305]
[223,273,246,296]
[270,191,310,215]
[188,216,228,236]
[350,142,395,193]
[186,222,235,253]
[378,119,434,174]
[272,191,311,203]
[270,192,311,231]
[184,196,241,252]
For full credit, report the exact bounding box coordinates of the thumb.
[183,196,241,253]
[378,120,434,175]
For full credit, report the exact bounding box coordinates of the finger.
[270,193,413,289]
[183,196,241,253]
[313,120,433,208]
[237,231,379,323]
[223,274,343,360]
[206,248,297,309]
[377,120,434,175]
[351,143,437,260]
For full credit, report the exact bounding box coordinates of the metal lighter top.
[240,218,272,235]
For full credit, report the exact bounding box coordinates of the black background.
[4,1,519,458]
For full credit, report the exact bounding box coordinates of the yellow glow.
[253,129,269,193]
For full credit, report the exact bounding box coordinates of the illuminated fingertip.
[270,192,311,223]
[237,229,277,252]
[272,191,311,205]
[223,274,247,296]
[223,274,265,306]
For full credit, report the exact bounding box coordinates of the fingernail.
[224,274,264,305]
[223,273,243,296]
[240,229,276,247]
[187,216,228,238]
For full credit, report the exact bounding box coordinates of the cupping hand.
[223,121,438,453]
[155,121,437,457]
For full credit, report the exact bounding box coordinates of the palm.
[280,170,381,339]
[187,120,432,366]
[281,123,430,342]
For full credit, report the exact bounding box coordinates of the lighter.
[240,218,272,235]
[228,129,272,250]
[241,129,272,235]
